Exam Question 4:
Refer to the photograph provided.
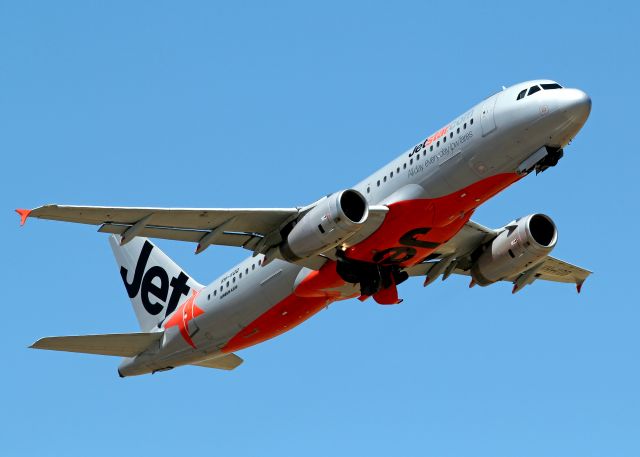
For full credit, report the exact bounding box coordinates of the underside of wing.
[18,201,390,270]
[504,256,591,285]
[23,204,299,248]
[408,255,590,287]
[406,218,591,293]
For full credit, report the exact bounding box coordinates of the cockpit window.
[517,89,527,100]
[528,85,541,96]
[541,83,563,90]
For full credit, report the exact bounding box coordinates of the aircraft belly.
[191,261,304,350]
[345,172,521,267]
[222,294,333,352]
[220,260,361,352]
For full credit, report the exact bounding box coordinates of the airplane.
[16,79,592,377]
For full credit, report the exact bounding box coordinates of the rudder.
[109,235,203,332]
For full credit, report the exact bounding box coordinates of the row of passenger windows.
[516,83,563,100]
[207,259,262,300]
[366,118,474,194]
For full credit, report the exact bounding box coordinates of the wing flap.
[505,256,591,284]
[408,255,591,288]
[98,223,256,246]
[191,353,243,371]
[30,332,163,357]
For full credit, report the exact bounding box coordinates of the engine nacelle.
[280,189,369,261]
[471,214,557,286]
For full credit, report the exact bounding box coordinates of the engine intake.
[471,214,557,286]
[280,189,369,261]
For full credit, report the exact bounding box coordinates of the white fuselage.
[119,80,591,376]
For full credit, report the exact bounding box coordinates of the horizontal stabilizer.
[30,332,163,357]
[191,353,243,371]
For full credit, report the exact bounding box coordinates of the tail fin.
[109,235,203,332]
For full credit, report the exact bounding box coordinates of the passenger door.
[480,94,498,136]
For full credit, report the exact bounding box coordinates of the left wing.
[407,255,591,292]
[406,219,591,293]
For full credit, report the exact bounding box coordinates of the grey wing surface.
[406,219,591,291]
[25,204,299,251]
[21,203,390,269]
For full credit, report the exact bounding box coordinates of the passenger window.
[396,167,400,173]
[390,171,394,178]
[463,123,467,129]
[252,264,255,270]
[214,290,217,296]
[450,132,453,138]
[443,137,446,143]
[377,180,380,187]
[367,186,370,193]
[517,89,527,100]
[383,176,387,183]
[430,145,433,151]
[437,140,440,147]
[245,268,249,274]
[456,127,460,134]
[410,158,413,165]
[541,83,562,90]
[403,163,407,169]
[528,85,541,96]
[470,118,474,125]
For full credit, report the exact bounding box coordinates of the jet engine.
[280,189,369,261]
[471,214,557,286]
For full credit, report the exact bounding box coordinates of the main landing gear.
[335,251,409,305]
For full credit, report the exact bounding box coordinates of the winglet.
[576,280,584,294]
[15,208,32,226]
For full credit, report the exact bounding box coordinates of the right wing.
[18,203,389,269]
[21,205,300,252]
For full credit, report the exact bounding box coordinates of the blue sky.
[2,1,638,455]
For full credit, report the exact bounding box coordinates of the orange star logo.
[163,290,204,348]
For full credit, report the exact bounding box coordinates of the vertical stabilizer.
[109,235,203,332]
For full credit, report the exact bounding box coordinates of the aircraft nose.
[560,88,591,125]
